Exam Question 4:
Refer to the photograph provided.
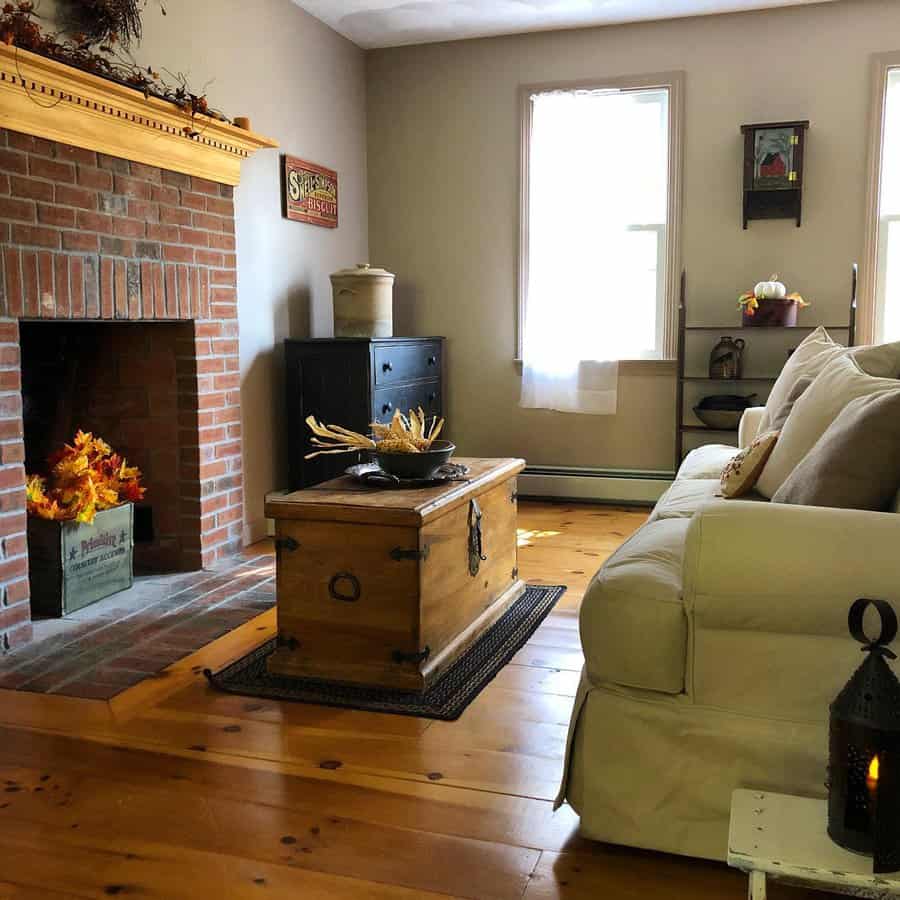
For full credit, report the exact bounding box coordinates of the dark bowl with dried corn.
[375,440,455,480]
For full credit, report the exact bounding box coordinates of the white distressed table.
[728,790,900,899]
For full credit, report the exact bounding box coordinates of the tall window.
[518,75,682,414]
[875,68,900,342]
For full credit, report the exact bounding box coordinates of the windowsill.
[513,358,677,376]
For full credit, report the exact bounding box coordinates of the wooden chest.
[264,458,525,691]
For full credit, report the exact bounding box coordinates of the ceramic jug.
[709,336,745,379]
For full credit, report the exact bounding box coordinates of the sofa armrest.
[738,406,765,448]
[682,500,900,719]
[684,499,900,633]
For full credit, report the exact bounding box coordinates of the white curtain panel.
[520,88,668,415]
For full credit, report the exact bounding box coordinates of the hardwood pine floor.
[0,501,829,899]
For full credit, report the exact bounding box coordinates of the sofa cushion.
[580,518,690,694]
[769,376,813,431]
[676,444,738,480]
[772,390,900,511]
[853,340,900,378]
[757,353,900,498]
[755,326,848,436]
[651,479,722,521]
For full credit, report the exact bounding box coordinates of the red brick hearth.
[0,126,245,652]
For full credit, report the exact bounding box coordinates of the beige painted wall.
[366,0,885,472]
[43,0,369,540]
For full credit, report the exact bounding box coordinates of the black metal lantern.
[828,598,900,873]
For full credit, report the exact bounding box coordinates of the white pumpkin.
[754,276,787,300]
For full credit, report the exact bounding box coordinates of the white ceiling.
[292,0,834,49]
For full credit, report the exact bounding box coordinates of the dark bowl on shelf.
[696,393,757,411]
[692,407,743,430]
[375,440,455,480]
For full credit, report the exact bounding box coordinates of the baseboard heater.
[518,465,674,505]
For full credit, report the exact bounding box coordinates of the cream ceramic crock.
[330,263,395,338]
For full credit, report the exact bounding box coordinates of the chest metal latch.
[468,498,488,577]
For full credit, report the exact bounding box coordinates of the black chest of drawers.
[284,337,446,490]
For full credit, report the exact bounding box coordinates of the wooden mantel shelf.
[0,43,278,185]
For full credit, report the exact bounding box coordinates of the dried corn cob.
[305,409,446,459]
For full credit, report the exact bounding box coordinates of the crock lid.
[330,263,395,279]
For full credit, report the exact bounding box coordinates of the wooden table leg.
[749,870,767,900]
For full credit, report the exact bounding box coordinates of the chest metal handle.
[329,572,361,602]
[383,361,393,372]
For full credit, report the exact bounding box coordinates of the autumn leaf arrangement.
[26,430,145,524]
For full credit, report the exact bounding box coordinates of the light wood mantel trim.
[0,43,278,185]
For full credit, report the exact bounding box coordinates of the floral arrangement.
[305,408,445,459]
[738,274,810,318]
[26,430,145,524]
[0,1,228,132]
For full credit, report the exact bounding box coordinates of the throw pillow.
[756,353,900,498]
[852,341,900,378]
[755,327,848,437]
[720,431,779,499]
[768,376,813,432]
[772,391,900,510]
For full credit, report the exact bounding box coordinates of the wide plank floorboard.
[0,501,831,898]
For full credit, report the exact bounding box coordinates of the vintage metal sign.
[283,155,338,228]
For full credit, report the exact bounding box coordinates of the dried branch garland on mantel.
[0,0,232,133]
[58,0,155,50]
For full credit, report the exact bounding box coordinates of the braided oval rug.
[205,583,566,721]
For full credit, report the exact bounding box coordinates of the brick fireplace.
[0,126,245,651]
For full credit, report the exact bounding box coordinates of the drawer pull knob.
[382,402,393,415]
[427,355,437,366]
[328,572,361,603]
[383,361,393,372]
[276,537,299,552]
[428,392,437,403]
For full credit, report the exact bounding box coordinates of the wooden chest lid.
[265,457,525,527]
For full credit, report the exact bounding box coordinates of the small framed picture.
[753,126,796,190]
[282,155,338,228]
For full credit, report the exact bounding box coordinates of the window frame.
[516,71,684,362]
[861,52,900,345]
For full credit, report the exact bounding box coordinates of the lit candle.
[868,755,880,793]
[867,754,880,837]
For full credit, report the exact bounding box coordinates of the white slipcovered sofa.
[555,407,900,861]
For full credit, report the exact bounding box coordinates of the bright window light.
[875,69,900,342]
[523,87,670,363]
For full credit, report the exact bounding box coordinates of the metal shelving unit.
[674,266,858,467]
